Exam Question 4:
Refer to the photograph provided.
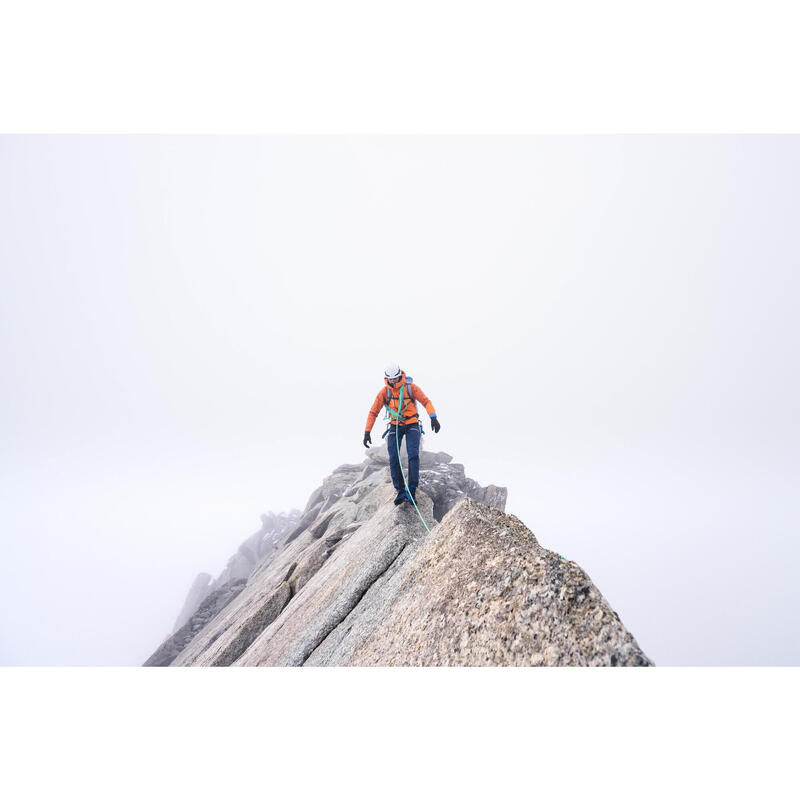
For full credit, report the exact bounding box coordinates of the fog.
[1,135,797,665]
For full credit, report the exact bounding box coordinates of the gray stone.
[342,501,652,666]
[172,572,213,633]
[147,446,652,668]
[146,579,247,666]
[165,510,301,642]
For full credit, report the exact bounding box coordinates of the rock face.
[323,500,651,667]
[145,443,652,667]
[212,510,302,590]
[171,509,301,634]
[172,572,213,632]
[144,580,247,667]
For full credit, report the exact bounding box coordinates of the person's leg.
[396,424,408,485]
[395,425,411,488]
[405,423,421,492]
[387,425,403,490]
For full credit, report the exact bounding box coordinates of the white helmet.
[384,362,401,380]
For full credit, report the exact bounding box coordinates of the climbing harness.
[385,375,417,418]
[381,375,425,438]
[382,383,432,534]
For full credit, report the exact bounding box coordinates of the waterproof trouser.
[387,422,421,492]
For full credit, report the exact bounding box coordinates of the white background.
[2,134,797,668]
[1,1,798,797]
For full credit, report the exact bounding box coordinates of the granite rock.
[145,579,247,667]
[146,445,651,667]
[172,572,213,633]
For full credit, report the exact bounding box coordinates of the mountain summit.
[145,442,652,666]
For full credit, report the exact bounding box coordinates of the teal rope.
[386,385,432,534]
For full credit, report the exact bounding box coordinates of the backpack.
[385,375,415,406]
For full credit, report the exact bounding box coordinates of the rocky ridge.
[169,509,302,634]
[145,441,652,667]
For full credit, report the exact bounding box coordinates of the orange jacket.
[365,371,437,432]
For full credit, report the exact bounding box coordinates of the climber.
[363,363,441,506]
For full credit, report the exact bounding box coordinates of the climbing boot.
[394,490,406,506]
[407,488,416,503]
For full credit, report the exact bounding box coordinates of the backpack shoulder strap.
[405,376,414,401]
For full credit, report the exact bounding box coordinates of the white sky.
[1,135,797,666]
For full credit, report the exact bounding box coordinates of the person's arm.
[412,384,436,418]
[413,384,441,431]
[365,390,386,433]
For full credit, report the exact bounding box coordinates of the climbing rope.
[384,385,432,533]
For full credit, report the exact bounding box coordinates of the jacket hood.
[384,370,407,390]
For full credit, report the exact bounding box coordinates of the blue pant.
[387,422,421,492]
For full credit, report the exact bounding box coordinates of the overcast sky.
[1,135,797,666]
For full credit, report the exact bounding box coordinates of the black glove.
[363,431,371,448]
[431,416,441,433]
